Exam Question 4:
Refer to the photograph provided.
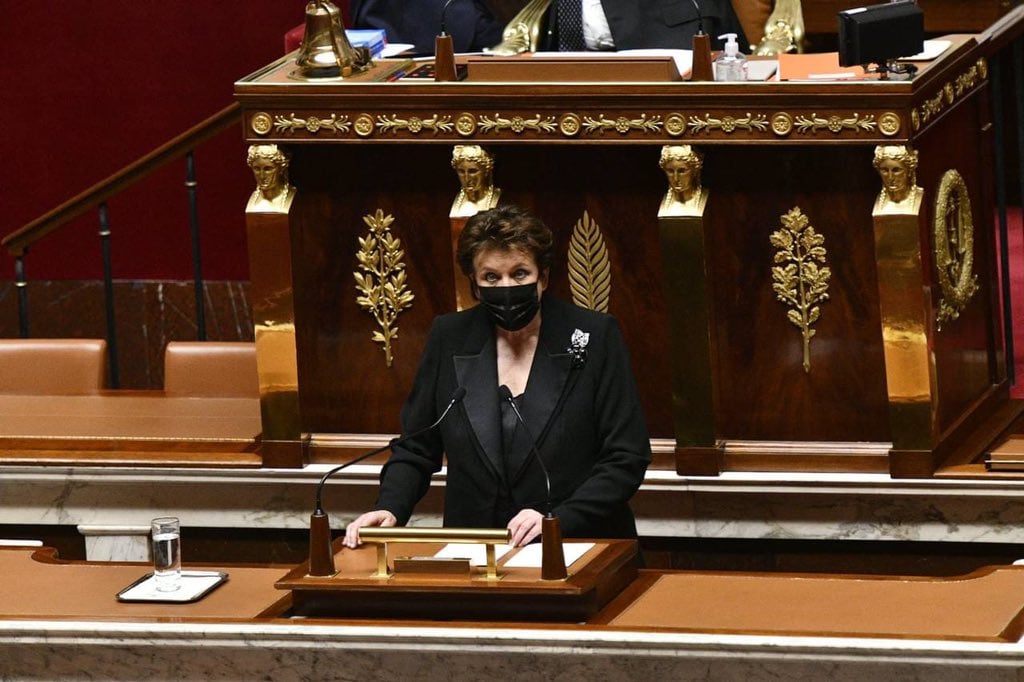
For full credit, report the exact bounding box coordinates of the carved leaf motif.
[770,207,830,373]
[568,211,611,313]
[353,210,414,367]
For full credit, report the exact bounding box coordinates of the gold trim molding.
[688,113,769,134]
[274,113,351,134]
[377,114,454,135]
[793,113,877,134]
[479,113,557,134]
[354,209,415,367]
[252,109,912,141]
[770,207,831,373]
[933,169,978,330]
[567,211,611,312]
[913,61,987,131]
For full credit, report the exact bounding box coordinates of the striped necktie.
[558,0,586,51]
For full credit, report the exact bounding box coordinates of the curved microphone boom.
[499,385,567,580]
[307,385,466,576]
[498,385,552,514]
[440,0,459,37]
[435,0,461,81]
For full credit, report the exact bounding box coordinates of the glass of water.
[151,517,181,592]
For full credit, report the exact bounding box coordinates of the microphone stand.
[308,387,466,576]
[500,386,567,580]
[434,0,459,81]
[689,0,714,81]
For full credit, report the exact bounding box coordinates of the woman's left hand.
[507,508,545,547]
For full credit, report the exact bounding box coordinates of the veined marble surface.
[2,620,1024,681]
[5,464,1024,545]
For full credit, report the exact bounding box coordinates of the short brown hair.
[456,205,554,277]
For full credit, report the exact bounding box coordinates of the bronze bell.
[295,0,371,78]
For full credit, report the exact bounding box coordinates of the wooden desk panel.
[608,567,1024,641]
[0,393,263,465]
[0,547,289,620]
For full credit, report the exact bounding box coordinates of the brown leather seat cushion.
[163,341,259,398]
[0,339,107,395]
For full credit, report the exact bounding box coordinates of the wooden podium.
[235,34,1013,477]
[276,539,638,621]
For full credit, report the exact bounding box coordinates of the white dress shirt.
[582,0,616,50]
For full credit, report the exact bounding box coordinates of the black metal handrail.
[1,103,242,387]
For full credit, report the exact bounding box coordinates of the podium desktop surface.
[6,545,1024,679]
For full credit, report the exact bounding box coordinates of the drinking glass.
[151,517,181,592]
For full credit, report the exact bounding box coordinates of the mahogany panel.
[706,145,891,442]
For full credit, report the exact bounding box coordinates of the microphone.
[498,385,552,514]
[307,385,467,576]
[689,0,714,81]
[498,384,567,580]
[690,0,705,35]
[434,0,460,81]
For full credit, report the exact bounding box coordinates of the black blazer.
[376,295,651,539]
[350,0,503,54]
[543,0,748,51]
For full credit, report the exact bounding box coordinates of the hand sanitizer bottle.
[714,33,748,81]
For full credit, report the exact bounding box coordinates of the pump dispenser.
[714,33,747,81]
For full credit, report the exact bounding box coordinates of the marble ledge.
[2,620,1024,682]
[6,464,1024,544]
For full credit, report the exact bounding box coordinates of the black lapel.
[509,298,583,483]
[453,310,504,481]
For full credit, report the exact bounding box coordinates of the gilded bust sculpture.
[450,145,500,218]
[246,144,296,213]
[658,145,707,217]
[872,145,923,214]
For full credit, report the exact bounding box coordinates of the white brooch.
[568,328,590,368]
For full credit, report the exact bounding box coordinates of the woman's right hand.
[343,510,398,548]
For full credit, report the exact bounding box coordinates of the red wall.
[0,3,306,280]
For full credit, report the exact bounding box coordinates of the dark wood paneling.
[706,146,891,442]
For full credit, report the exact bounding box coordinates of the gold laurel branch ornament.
[568,211,611,313]
[354,210,415,367]
[770,207,831,373]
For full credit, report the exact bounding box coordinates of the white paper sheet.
[502,542,595,569]
[433,543,514,567]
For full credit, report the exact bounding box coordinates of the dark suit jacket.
[543,0,748,51]
[376,296,651,539]
[350,0,503,54]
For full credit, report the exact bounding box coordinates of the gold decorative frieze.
[688,113,769,134]
[274,113,351,134]
[377,114,453,135]
[559,114,582,136]
[567,211,611,312]
[665,114,686,136]
[478,113,557,134]
[354,209,415,367]
[878,112,901,137]
[914,62,988,131]
[794,113,877,134]
[582,114,663,135]
[770,112,794,136]
[250,112,273,136]
[770,207,831,373]
[354,114,375,137]
[455,113,478,136]
[933,170,978,330]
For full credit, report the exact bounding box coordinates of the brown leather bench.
[0,338,107,395]
[163,341,259,398]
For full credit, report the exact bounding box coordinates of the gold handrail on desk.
[359,527,510,580]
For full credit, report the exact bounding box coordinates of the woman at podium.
[344,205,651,548]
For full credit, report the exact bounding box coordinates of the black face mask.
[477,283,540,331]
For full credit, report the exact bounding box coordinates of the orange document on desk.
[777,52,866,81]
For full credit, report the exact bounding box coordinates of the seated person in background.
[541,0,749,52]
[350,0,503,54]
[344,204,651,548]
